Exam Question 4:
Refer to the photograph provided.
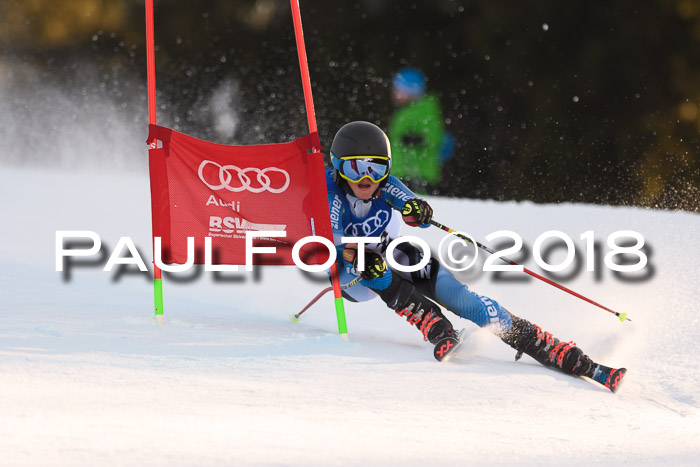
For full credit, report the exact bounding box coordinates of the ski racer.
[326,121,626,392]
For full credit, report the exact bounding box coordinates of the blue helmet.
[392,67,426,98]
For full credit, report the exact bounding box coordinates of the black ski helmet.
[330,121,392,197]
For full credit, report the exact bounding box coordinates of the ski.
[588,364,627,393]
[433,329,466,362]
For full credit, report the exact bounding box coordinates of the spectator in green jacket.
[388,67,454,193]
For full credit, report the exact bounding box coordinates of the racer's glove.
[359,251,387,279]
[344,246,387,279]
[401,198,433,227]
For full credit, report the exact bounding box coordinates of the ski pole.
[430,220,631,322]
[291,276,363,322]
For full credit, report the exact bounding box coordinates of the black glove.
[342,247,387,280]
[357,251,387,279]
[401,198,433,227]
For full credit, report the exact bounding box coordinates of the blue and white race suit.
[326,169,512,331]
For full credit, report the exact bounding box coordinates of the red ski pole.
[430,220,631,322]
[291,276,362,322]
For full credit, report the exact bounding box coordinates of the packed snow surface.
[0,166,698,465]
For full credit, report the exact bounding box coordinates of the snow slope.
[0,166,698,466]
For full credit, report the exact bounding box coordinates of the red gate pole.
[145,0,164,320]
[290,0,348,336]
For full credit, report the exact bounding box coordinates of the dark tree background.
[2,0,699,211]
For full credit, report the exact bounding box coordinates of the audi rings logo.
[198,160,290,194]
[345,210,390,236]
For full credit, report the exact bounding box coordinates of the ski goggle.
[332,154,391,183]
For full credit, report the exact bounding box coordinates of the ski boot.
[500,314,627,392]
[395,302,456,344]
[501,314,594,375]
[396,302,462,362]
[376,276,456,345]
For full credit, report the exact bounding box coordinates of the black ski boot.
[500,314,594,376]
[501,314,627,392]
[375,276,456,344]
[395,303,456,344]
